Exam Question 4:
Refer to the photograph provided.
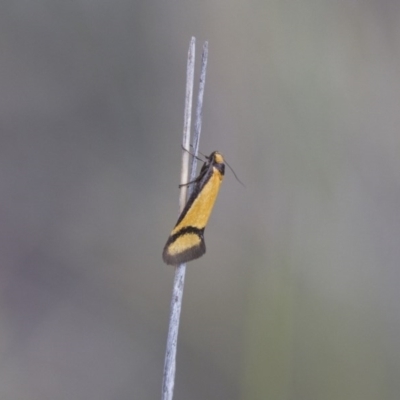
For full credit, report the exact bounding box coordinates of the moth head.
[209,151,224,165]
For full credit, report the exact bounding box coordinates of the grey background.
[1,1,400,399]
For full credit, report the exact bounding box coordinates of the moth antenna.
[188,143,206,157]
[225,158,245,187]
[181,144,204,162]
[198,149,207,159]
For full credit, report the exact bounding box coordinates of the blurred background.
[1,1,400,399]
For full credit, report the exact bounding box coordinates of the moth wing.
[162,230,205,265]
